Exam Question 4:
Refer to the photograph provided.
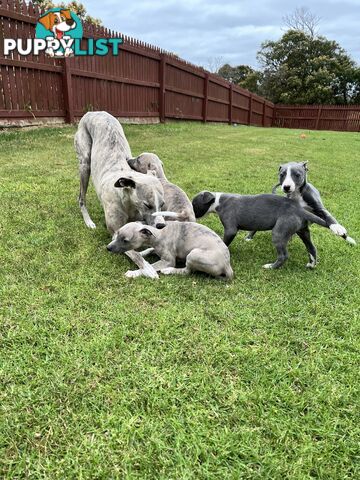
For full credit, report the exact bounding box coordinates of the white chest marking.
[208,192,221,213]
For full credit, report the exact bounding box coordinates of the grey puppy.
[192,191,334,269]
[127,152,196,222]
[75,112,165,234]
[107,221,233,280]
[246,162,356,245]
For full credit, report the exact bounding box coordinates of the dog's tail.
[152,210,190,221]
[302,210,328,228]
[302,210,357,245]
[343,235,357,245]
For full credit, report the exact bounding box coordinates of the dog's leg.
[162,249,232,280]
[223,225,238,247]
[245,231,256,241]
[263,221,291,269]
[160,267,190,276]
[125,251,159,279]
[297,226,317,268]
[126,258,174,278]
[140,248,155,257]
[75,129,96,229]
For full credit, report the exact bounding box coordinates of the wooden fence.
[273,105,360,132]
[0,0,274,127]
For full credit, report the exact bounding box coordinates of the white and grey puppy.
[107,221,233,280]
[75,112,165,234]
[246,161,356,245]
[127,153,196,222]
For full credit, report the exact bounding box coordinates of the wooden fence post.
[315,105,322,130]
[247,94,253,126]
[62,58,74,124]
[202,73,209,122]
[228,83,233,125]
[262,101,266,127]
[159,54,166,123]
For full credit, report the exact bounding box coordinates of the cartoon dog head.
[38,9,76,40]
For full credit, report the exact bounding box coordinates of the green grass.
[0,122,359,479]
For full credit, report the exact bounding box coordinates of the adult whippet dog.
[245,161,356,245]
[75,111,166,234]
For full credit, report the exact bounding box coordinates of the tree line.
[216,8,360,105]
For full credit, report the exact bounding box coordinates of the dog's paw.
[125,270,142,279]
[306,254,317,269]
[330,223,347,237]
[86,221,96,229]
[262,263,274,269]
[160,267,174,275]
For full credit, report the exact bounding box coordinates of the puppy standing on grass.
[246,162,356,245]
[127,153,196,222]
[192,191,336,269]
[107,221,233,280]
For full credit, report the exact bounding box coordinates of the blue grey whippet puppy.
[127,152,196,222]
[107,221,233,280]
[246,162,356,245]
[192,191,337,269]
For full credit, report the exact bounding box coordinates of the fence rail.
[273,105,360,132]
[0,0,274,127]
[1,1,359,132]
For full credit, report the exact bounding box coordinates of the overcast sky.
[83,0,360,69]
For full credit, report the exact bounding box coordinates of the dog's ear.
[202,191,215,204]
[139,227,154,237]
[38,12,53,30]
[60,9,72,19]
[114,177,136,189]
[302,161,309,172]
[127,156,138,163]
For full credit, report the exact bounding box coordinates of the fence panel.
[274,105,360,132]
[0,0,273,127]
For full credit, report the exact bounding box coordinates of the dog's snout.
[156,222,166,229]
[283,185,291,192]
[107,245,113,252]
[66,19,75,26]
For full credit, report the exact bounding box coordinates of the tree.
[218,64,263,94]
[257,30,359,104]
[283,7,321,38]
[205,56,224,74]
[33,0,102,26]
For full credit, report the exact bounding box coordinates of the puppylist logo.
[3,8,123,58]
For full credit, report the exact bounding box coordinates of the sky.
[82,0,360,70]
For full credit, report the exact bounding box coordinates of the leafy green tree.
[257,30,358,104]
[218,64,263,94]
[33,0,102,26]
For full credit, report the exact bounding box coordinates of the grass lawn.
[0,122,359,479]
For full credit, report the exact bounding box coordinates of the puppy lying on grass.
[107,221,233,280]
